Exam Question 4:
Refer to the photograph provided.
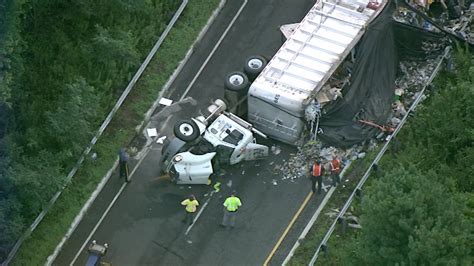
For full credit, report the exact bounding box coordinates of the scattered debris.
[213,182,221,192]
[325,208,362,229]
[271,145,281,155]
[156,136,167,144]
[146,128,158,138]
[159,97,173,106]
[394,1,474,44]
[91,152,98,162]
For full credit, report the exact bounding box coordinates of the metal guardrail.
[1,1,189,265]
[308,46,451,265]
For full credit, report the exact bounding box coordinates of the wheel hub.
[230,74,244,85]
[179,124,194,136]
[248,58,263,69]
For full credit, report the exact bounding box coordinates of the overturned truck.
[163,0,458,184]
[161,99,268,185]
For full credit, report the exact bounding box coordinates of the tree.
[45,78,100,164]
[344,165,473,265]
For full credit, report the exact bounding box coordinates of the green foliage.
[344,166,472,265]
[44,78,100,163]
[3,0,220,264]
[332,50,474,265]
[0,0,183,261]
[10,151,64,221]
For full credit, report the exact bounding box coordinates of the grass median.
[12,0,220,264]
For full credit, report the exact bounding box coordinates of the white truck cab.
[202,112,267,164]
[161,99,268,185]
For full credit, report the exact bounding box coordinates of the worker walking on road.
[118,148,130,182]
[310,160,323,194]
[330,155,341,187]
[221,191,242,228]
[181,194,199,225]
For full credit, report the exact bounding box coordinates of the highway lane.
[54,0,321,265]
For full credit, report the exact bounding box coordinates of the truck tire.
[174,119,200,142]
[224,71,249,94]
[243,55,267,81]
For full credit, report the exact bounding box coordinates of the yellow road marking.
[263,191,313,266]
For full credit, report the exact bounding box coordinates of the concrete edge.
[45,0,228,264]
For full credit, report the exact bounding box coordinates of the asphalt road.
[54,0,326,265]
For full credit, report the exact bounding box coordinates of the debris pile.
[442,5,474,42]
[274,142,365,182]
[393,56,439,124]
[275,49,445,183]
[395,1,474,44]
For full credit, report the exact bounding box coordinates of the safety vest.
[331,159,341,173]
[224,196,242,212]
[181,199,199,213]
[312,163,322,177]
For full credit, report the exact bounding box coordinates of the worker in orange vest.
[330,156,341,187]
[309,160,323,194]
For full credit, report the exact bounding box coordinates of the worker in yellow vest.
[221,191,242,228]
[181,195,199,225]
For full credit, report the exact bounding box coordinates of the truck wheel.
[224,71,249,93]
[174,119,199,142]
[244,55,267,81]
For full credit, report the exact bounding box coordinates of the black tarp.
[318,3,398,147]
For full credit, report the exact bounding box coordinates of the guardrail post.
[355,187,363,198]
[338,217,348,235]
[371,163,380,179]
[321,243,328,256]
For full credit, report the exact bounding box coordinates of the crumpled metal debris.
[395,3,474,44]
[271,145,281,155]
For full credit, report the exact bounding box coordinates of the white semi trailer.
[247,0,386,145]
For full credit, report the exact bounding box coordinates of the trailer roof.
[255,0,387,103]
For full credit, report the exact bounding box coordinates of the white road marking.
[180,0,249,101]
[70,182,127,266]
[282,187,334,266]
[185,191,216,235]
[69,1,248,264]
